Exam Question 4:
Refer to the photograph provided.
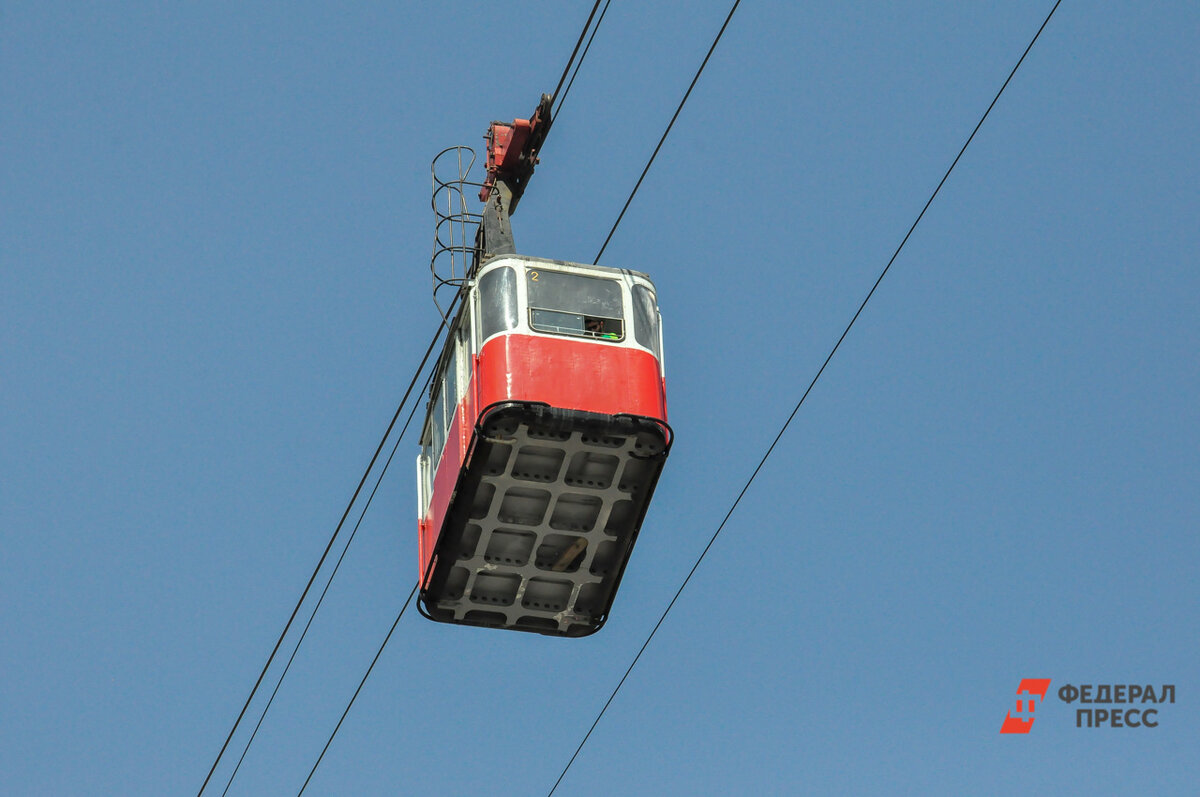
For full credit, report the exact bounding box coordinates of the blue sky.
[3,2,1197,795]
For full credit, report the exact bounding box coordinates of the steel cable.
[549,1,1064,793]
[594,0,742,264]
[219,363,438,795]
[552,0,614,125]
[552,1,606,105]
[196,312,450,796]
[295,584,420,796]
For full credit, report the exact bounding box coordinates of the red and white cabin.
[416,255,671,636]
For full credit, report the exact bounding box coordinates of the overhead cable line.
[594,0,742,263]
[197,319,448,797]
[551,1,606,105]
[220,364,439,796]
[549,2,1064,793]
[296,584,419,796]
[552,0,613,125]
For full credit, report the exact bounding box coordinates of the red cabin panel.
[477,334,666,421]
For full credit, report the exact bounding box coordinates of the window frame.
[524,267,626,343]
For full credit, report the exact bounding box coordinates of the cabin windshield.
[526,268,624,341]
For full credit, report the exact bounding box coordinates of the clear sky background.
[3,2,1197,795]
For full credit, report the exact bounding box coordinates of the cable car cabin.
[416,255,671,636]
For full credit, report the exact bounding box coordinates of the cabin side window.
[430,323,465,463]
[430,387,447,463]
[479,266,518,340]
[631,284,661,361]
[527,269,624,341]
[417,445,432,515]
[443,340,460,434]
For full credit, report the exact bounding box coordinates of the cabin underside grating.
[421,405,668,636]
